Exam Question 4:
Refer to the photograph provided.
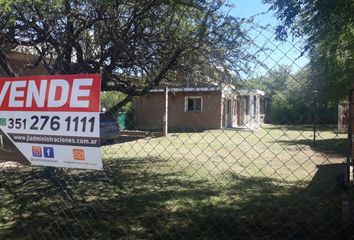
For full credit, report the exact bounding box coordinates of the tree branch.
[106,47,183,115]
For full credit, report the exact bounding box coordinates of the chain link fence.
[0,2,353,240]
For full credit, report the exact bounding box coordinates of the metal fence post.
[313,90,318,147]
[348,88,354,184]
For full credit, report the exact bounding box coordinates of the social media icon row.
[32,146,86,161]
[32,146,54,158]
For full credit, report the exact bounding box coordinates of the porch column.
[163,87,169,136]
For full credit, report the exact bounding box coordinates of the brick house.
[133,84,267,132]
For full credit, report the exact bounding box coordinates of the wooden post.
[349,88,354,184]
[163,87,168,136]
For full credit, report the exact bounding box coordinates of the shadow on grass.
[265,124,340,133]
[307,163,349,195]
[277,138,347,157]
[0,158,353,240]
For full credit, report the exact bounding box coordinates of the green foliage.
[264,0,354,103]
[252,66,336,124]
[248,65,291,95]
[100,92,131,112]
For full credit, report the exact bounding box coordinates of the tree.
[248,65,291,96]
[0,0,255,113]
[263,0,354,104]
[249,66,316,124]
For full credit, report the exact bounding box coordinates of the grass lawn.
[0,124,353,239]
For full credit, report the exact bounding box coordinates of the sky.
[230,0,274,23]
[226,0,309,77]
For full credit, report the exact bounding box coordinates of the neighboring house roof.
[12,46,37,55]
[7,51,38,62]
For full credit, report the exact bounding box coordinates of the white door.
[225,99,232,128]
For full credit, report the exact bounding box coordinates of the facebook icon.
[43,147,54,158]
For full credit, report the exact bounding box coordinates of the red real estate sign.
[0,74,102,170]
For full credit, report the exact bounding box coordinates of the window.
[185,97,202,112]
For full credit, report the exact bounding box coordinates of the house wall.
[221,93,265,130]
[133,91,222,131]
[207,92,267,130]
[237,93,262,130]
[0,53,48,77]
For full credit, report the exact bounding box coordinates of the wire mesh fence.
[0,1,353,239]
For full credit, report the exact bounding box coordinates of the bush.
[268,94,337,125]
